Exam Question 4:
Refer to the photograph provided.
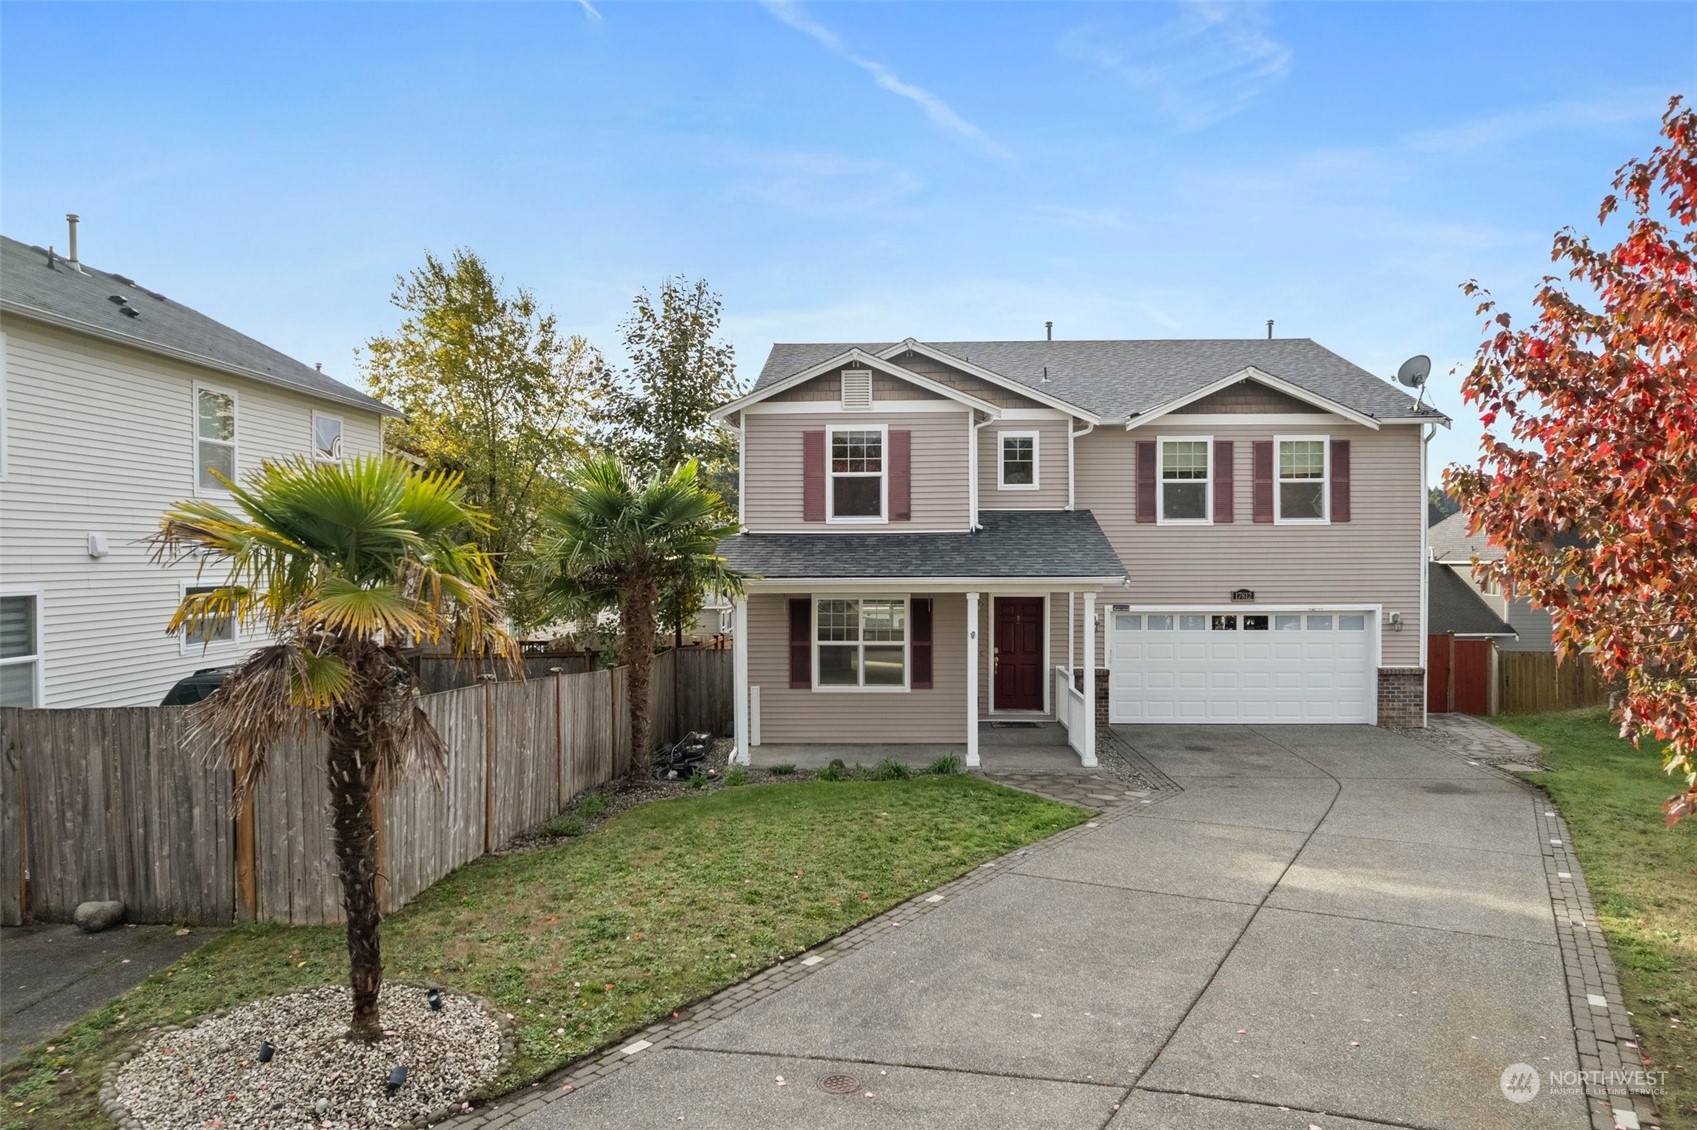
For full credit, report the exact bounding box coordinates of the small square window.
[1147,614,1174,630]
[1243,615,1269,630]
[1307,614,1333,631]
[1000,433,1037,488]
[1274,614,1302,631]
[1115,614,1142,631]
[1339,614,1367,631]
[1179,614,1207,631]
[182,585,237,648]
[1210,615,1238,631]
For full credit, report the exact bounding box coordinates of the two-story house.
[711,337,1447,767]
[0,226,397,707]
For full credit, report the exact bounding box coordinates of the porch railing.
[1054,665,1088,759]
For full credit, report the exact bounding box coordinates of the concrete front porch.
[748,720,1095,774]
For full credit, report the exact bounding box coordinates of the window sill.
[1155,517,1213,526]
[997,483,1040,492]
[812,685,911,694]
[824,516,889,525]
[1273,517,1332,526]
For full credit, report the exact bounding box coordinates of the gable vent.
[841,369,873,411]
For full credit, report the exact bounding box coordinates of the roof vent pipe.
[66,214,83,273]
[1045,320,1053,341]
[1266,319,1274,340]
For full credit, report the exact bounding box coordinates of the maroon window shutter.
[802,431,825,522]
[1252,441,1274,523]
[1135,441,1157,524]
[910,598,933,689]
[889,429,912,521]
[1213,440,1234,523]
[1330,439,1351,523]
[788,599,812,688]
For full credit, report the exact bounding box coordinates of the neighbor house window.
[1276,437,1328,522]
[312,412,343,463]
[816,597,907,689]
[0,592,41,707]
[196,385,237,492]
[827,426,885,521]
[180,583,237,652]
[999,431,1038,489]
[1159,439,1210,522]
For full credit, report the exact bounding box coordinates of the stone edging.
[98,983,516,1130]
[427,790,1149,1128]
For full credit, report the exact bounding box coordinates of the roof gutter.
[0,300,401,417]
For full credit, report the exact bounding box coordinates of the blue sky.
[3,1,1692,483]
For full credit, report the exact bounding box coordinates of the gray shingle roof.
[1428,562,1516,637]
[755,339,1444,423]
[1428,510,1501,562]
[0,235,396,416]
[718,509,1127,580]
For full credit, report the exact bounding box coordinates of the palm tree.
[530,457,744,780]
[149,455,513,1042]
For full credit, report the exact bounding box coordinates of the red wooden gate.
[1427,633,1492,715]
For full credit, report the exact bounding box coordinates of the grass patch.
[0,776,1083,1129]
[725,767,749,787]
[871,758,912,781]
[927,755,961,776]
[1494,709,1697,1127]
[767,763,797,776]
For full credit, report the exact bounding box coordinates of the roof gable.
[711,347,1002,420]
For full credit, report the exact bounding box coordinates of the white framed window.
[998,430,1039,490]
[194,383,238,494]
[1158,437,1211,523]
[311,412,344,463]
[1275,436,1329,523]
[0,589,44,707]
[815,596,908,690]
[178,581,238,654]
[826,425,887,523]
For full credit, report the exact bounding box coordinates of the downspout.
[971,411,994,531]
[1420,422,1435,716]
[1068,419,1095,511]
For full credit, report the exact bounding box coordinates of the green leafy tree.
[149,456,513,1040]
[361,249,603,629]
[529,458,745,778]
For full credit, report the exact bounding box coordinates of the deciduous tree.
[1447,96,1697,823]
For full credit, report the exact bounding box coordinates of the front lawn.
[1495,709,1697,1128]
[2,774,1083,1129]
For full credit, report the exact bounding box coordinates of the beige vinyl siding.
[741,409,971,533]
[0,317,384,707]
[767,367,943,403]
[978,419,1069,511]
[1071,422,1425,668]
[749,593,966,744]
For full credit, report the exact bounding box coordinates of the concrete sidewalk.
[490,725,1612,1130]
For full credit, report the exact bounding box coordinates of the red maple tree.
[1447,95,1697,824]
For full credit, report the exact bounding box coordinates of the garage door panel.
[1109,609,1375,725]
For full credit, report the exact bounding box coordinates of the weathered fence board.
[1498,651,1614,715]
[0,649,732,926]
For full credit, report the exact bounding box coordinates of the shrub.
[872,758,912,781]
[927,755,962,776]
[768,763,798,776]
[726,767,749,787]
[541,814,587,839]
[817,761,847,782]
[687,769,710,789]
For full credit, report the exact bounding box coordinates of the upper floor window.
[816,597,907,689]
[1159,438,1210,523]
[828,426,885,521]
[999,431,1038,489]
[0,592,41,707]
[1277,437,1328,522]
[196,385,236,492]
[312,412,343,463]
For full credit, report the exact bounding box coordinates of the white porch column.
[965,591,981,768]
[732,596,751,766]
[1081,591,1098,767]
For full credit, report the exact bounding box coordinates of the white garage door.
[1108,610,1375,724]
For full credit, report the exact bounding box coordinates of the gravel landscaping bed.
[105,984,507,1129]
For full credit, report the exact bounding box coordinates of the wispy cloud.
[1058,2,1291,131]
[759,0,1009,159]
[576,0,602,22]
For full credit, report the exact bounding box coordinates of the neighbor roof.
[717,509,1127,580]
[1428,562,1517,638]
[1428,511,1501,562]
[754,338,1445,424]
[0,235,397,416]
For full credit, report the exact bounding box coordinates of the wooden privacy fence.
[1497,650,1615,715]
[0,648,732,927]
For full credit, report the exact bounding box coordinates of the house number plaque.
[1230,588,1255,602]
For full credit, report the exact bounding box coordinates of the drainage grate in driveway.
[818,1073,861,1094]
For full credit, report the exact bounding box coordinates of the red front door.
[994,597,1045,711]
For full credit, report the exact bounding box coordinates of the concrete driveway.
[507,725,1592,1130]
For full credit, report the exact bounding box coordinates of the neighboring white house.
[0,224,398,707]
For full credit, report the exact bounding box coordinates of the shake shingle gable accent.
[717,510,1126,581]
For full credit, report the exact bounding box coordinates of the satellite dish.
[1395,355,1431,388]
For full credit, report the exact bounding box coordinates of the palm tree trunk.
[326,717,385,1042]
[622,575,658,783]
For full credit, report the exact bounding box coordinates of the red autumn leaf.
[1446,95,1697,825]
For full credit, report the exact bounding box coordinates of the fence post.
[233,782,257,922]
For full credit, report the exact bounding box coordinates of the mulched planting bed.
[107,984,505,1129]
